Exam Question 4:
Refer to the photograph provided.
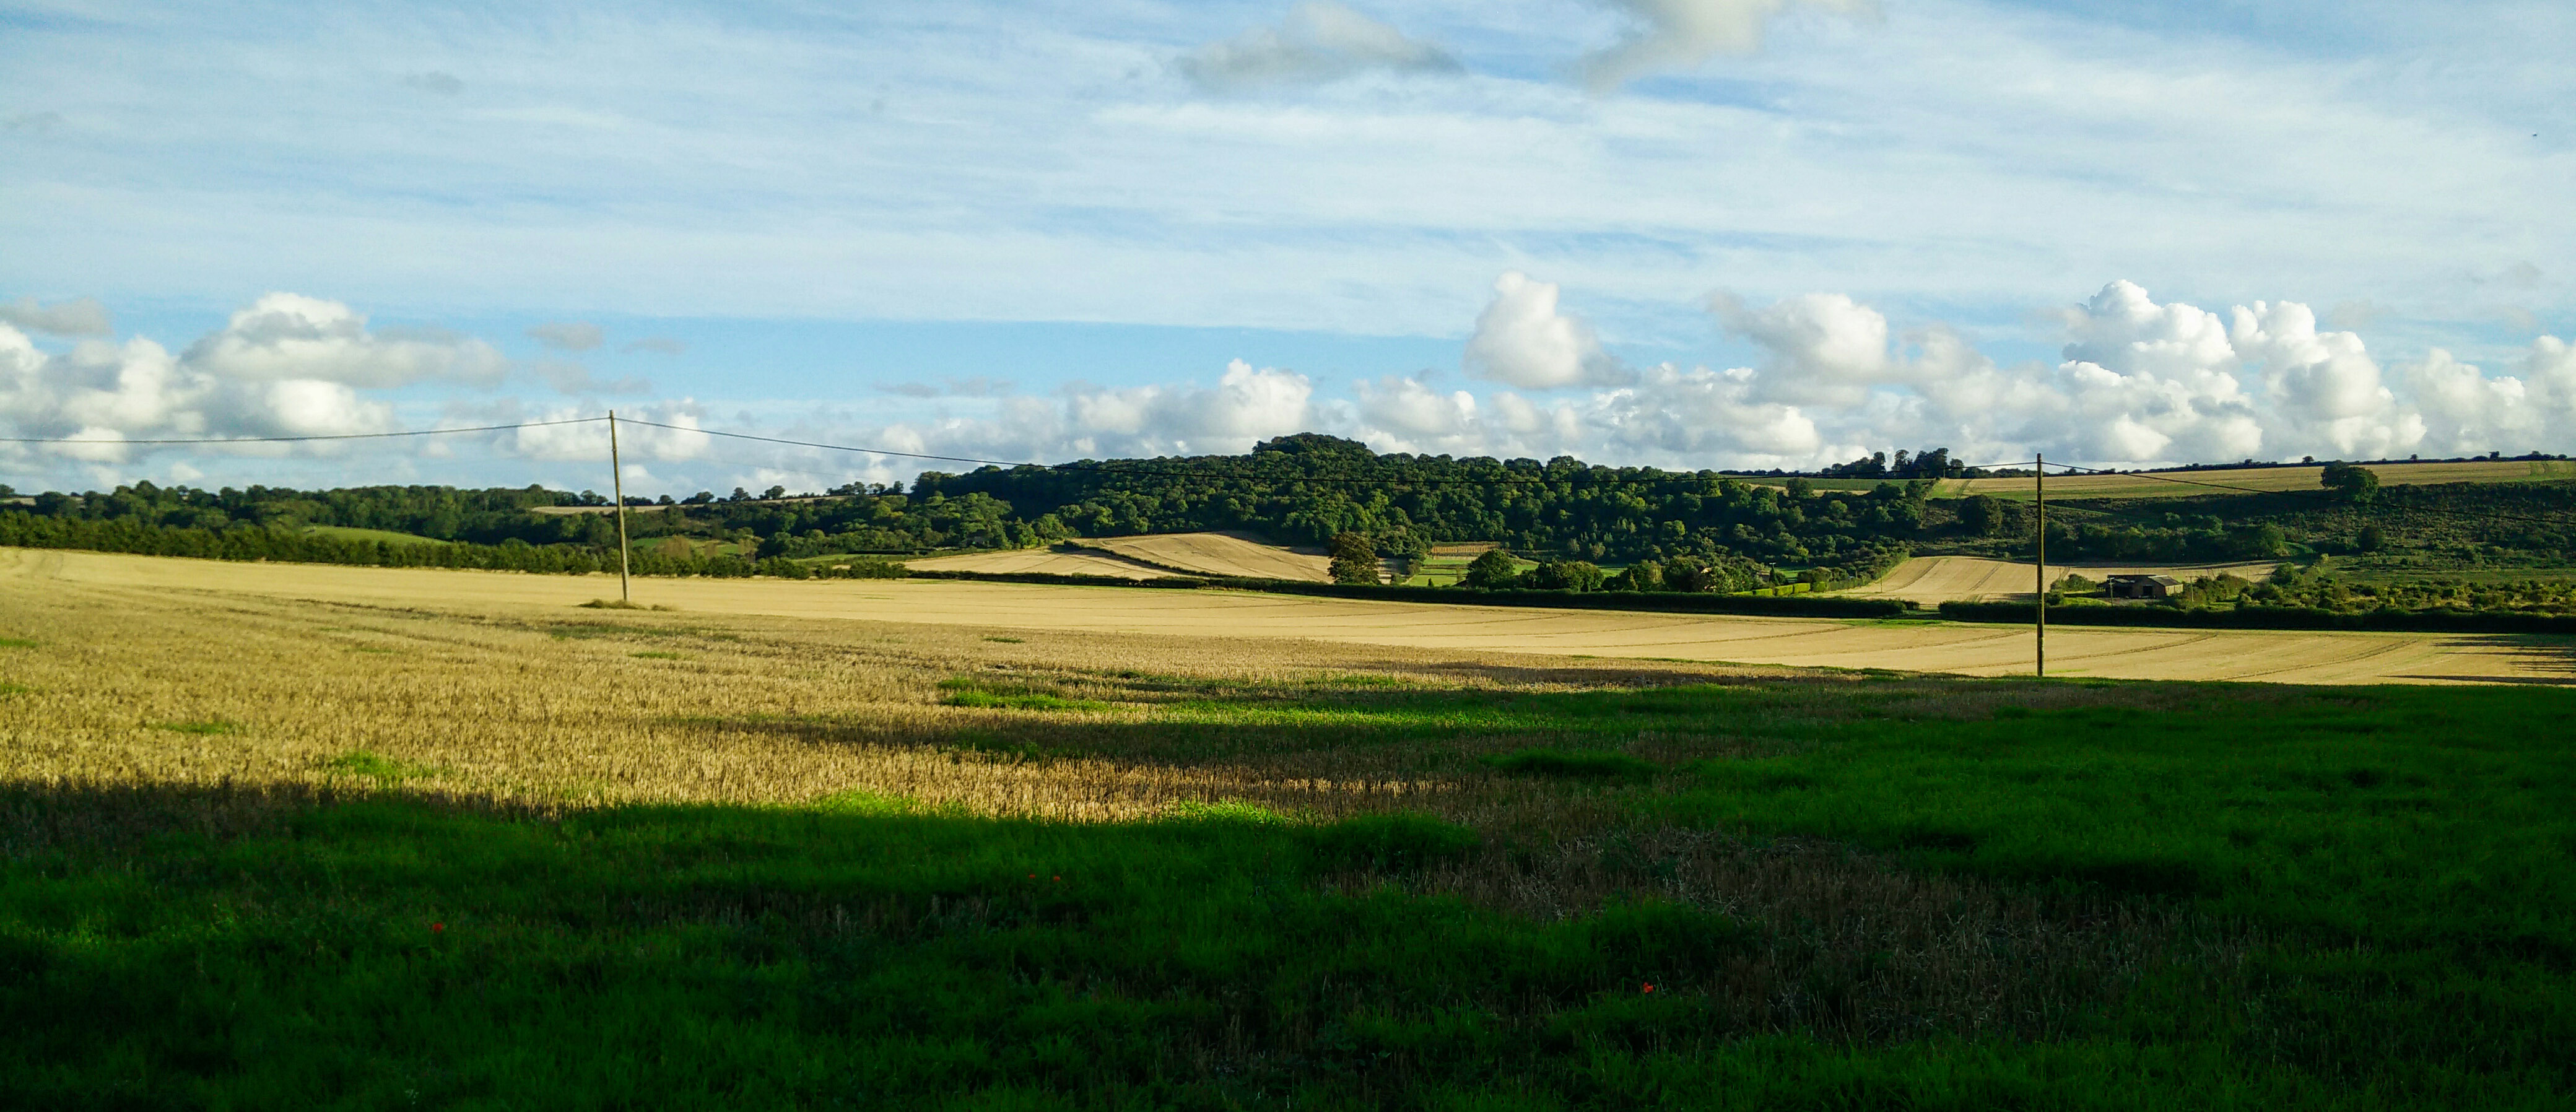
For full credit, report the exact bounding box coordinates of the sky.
[3,0,2572,497]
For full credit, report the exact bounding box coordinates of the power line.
[0,417,606,446]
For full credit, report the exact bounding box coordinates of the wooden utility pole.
[2034,452,2046,678]
[609,410,632,604]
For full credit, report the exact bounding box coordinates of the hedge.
[1938,600,2576,635]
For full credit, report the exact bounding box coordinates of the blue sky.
[3,0,2570,495]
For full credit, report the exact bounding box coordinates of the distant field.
[1837,555,2278,605]
[6,547,2561,684]
[1944,459,2574,500]
[901,547,1172,578]
[1079,531,1328,581]
[302,525,448,546]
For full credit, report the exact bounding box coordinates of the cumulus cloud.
[1580,0,1874,91]
[183,293,508,388]
[0,295,114,336]
[1464,271,1629,389]
[527,320,604,352]
[1713,290,1897,406]
[1178,2,1461,90]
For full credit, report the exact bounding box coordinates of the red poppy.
[432,923,445,933]
[1641,983,1654,993]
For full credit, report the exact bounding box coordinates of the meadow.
[2,559,2574,1108]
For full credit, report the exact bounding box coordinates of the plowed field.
[1839,557,2278,604]
[7,548,2564,685]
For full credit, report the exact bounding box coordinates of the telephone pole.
[2034,452,2046,678]
[609,410,632,604]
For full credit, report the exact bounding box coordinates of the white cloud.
[183,293,508,388]
[0,295,113,336]
[1713,290,1896,406]
[1178,2,1461,90]
[1581,0,1875,90]
[527,321,604,352]
[1464,271,1628,389]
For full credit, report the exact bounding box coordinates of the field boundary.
[905,567,1913,618]
[1939,599,2576,635]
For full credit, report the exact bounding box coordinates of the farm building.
[2107,573,2182,599]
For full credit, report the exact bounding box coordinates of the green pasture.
[301,525,450,546]
[6,678,2574,1108]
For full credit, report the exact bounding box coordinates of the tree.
[1523,560,1604,592]
[2320,463,2380,502]
[1328,531,1380,584]
[1461,549,1521,589]
[2357,524,2387,552]
[1959,494,2003,536]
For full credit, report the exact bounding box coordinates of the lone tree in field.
[1328,532,1380,584]
[2321,463,2380,502]
[1461,549,1521,589]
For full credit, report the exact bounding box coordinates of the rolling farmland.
[896,547,1173,578]
[6,547,2561,684]
[1934,458,2576,500]
[6,544,2575,1106]
[1835,555,2278,604]
[1076,531,1331,581]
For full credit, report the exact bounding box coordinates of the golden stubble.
[0,576,1785,820]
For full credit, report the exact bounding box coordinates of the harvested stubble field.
[10,547,2570,684]
[1078,531,1333,581]
[2,554,2575,1107]
[1835,556,2279,606]
[897,547,1174,578]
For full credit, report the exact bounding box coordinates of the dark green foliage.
[1305,812,1479,872]
[2322,464,2382,502]
[1483,748,1658,781]
[1328,530,1379,584]
[1461,548,1522,589]
[1522,559,1606,591]
[916,435,1932,567]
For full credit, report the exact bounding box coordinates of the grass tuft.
[578,599,677,611]
[983,636,1024,643]
[154,719,241,736]
[1484,748,1658,781]
[937,677,1110,711]
[1309,812,1479,872]
[0,637,34,649]
[319,750,437,784]
[630,650,684,660]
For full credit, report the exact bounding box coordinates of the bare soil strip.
[1078,532,1329,581]
[9,548,2564,685]
[1838,556,2279,605]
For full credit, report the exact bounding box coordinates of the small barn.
[2106,573,2182,599]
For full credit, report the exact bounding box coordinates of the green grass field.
[302,524,451,546]
[6,677,2572,1108]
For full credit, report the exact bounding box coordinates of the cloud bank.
[7,280,2571,495]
